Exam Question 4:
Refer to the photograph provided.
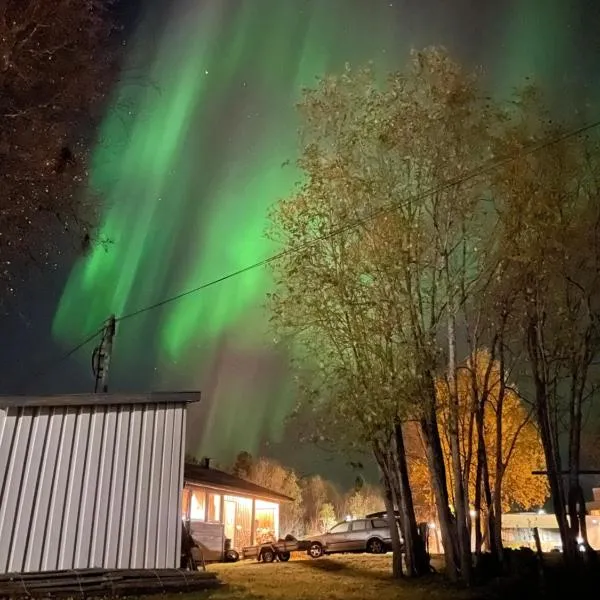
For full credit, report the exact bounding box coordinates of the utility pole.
[92,314,116,393]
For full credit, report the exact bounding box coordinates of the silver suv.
[305,518,395,558]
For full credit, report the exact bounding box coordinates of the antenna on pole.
[92,314,116,393]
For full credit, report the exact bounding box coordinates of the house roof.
[183,463,294,503]
[0,391,200,409]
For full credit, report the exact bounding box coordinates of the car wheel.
[225,549,240,562]
[367,539,385,554]
[308,543,323,559]
[262,549,275,563]
[278,552,291,562]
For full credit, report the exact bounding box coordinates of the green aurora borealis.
[51,0,597,463]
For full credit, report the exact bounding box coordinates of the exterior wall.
[183,483,282,553]
[501,512,600,551]
[227,494,253,549]
[0,402,186,573]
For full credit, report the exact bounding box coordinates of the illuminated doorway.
[224,499,236,545]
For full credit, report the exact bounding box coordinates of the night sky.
[2,0,599,487]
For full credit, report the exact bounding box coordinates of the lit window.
[207,493,221,522]
[190,490,206,521]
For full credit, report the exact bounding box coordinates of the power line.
[24,115,600,385]
[117,116,600,323]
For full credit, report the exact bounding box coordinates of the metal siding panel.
[0,399,189,574]
[145,405,165,568]
[0,408,18,504]
[104,407,130,568]
[131,406,154,568]
[175,407,186,566]
[156,405,175,568]
[90,408,117,567]
[0,407,19,571]
[74,406,105,568]
[0,408,34,572]
[43,408,77,570]
[118,406,142,568]
[10,408,50,571]
[25,408,63,572]
[59,408,91,570]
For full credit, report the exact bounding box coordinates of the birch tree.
[268,48,499,582]
[492,90,600,561]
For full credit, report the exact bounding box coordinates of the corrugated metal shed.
[0,392,199,574]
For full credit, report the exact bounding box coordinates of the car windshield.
[328,522,350,534]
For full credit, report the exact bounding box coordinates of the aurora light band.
[52,0,594,461]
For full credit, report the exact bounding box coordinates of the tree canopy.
[0,0,120,292]
[407,352,548,515]
[268,46,600,577]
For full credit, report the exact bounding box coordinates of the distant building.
[586,487,600,515]
[502,500,600,552]
[182,460,293,560]
[0,392,198,574]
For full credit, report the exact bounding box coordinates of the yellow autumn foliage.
[408,350,548,517]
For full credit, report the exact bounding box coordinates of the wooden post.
[93,314,116,393]
[532,527,545,584]
[251,498,256,545]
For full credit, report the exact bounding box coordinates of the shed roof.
[0,391,200,409]
[183,463,294,503]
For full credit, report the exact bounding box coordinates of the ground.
[153,551,600,600]
[162,554,475,600]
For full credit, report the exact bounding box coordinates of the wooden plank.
[0,567,220,597]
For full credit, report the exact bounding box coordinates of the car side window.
[351,520,367,531]
[371,518,388,529]
[329,522,350,534]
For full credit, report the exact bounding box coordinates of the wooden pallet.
[0,568,221,598]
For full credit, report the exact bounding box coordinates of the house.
[501,509,600,551]
[0,391,198,573]
[181,460,293,560]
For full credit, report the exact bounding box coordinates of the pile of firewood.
[0,568,221,598]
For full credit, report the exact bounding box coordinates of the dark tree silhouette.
[0,0,121,292]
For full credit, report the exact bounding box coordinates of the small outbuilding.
[0,391,199,574]
[182,460,293,560]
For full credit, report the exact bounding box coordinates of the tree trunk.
[419,404,460,581]
[374,445,404,579]
[567,362,588,550]
[394,421,430,576]
[447,312,473,584]
[493,354,505,564]
[473,434,483,557]
[527,319,575,562]
[475,394,498,560]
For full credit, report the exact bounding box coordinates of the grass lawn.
[161,554,477,600]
